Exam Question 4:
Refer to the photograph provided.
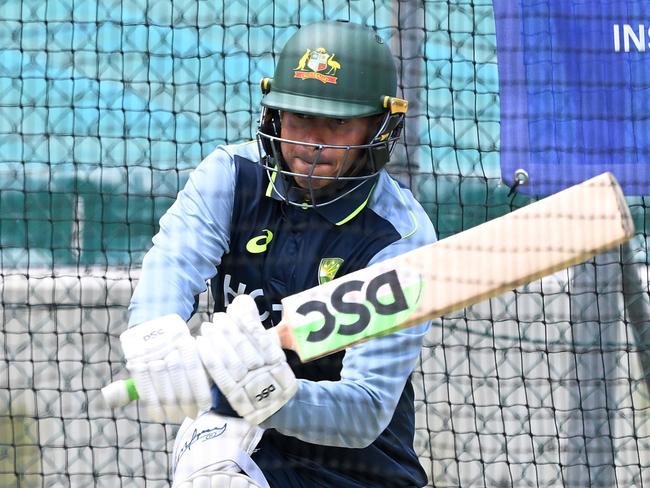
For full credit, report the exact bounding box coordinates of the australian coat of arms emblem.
[294,47,340,84]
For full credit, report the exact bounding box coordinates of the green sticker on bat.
[292,269,423,360]
[125,378,139,401]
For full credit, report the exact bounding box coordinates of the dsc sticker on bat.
[288,267,425,360]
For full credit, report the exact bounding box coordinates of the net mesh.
[1,1,649,486]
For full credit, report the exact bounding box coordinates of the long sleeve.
[128,147,236,326]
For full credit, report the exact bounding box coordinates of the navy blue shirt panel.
[211,156,427,487]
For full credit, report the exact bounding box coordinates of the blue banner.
[494,1,650,196]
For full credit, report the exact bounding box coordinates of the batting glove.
[196,294,297,425]
[120,314,212,423]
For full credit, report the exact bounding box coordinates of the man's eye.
[334,119,347,126]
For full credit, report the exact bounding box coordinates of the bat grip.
[101,378,139,408]
[274,320,296,351]
[102,322,294,409]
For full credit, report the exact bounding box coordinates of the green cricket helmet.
[256,20,408,207]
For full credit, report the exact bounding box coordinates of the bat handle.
[101,378,140,408]
[274,320,297,352]
[102,322,295,409]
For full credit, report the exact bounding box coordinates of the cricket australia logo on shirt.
[294,47,340,84]
[318,257,343,285]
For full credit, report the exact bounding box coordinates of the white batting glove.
[120,314,212,423]
[196,295,297,425]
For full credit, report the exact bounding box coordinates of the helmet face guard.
[256,104,406,207]
[255,20,408,208]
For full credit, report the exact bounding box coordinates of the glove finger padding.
[196,332,257,420]
[126,362,166,421]
[148,358,182,419]
[227,296,285,365]
[200,317,248,384]
[197,295,297,425]
[164,349,194,406]
[196,331,257,421]
[223,325,266,371]
[177,334,215,405]
[120,314,212,423]
[226,295,266,334]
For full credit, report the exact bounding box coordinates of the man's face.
[279,111,379,190]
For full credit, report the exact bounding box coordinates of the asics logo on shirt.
[246,229,274,253]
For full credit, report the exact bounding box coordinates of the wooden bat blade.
[278,172,635,362]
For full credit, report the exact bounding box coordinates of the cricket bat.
[102,172,635,408]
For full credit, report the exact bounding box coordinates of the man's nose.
[299,128,325,147]
[298,119,330,146]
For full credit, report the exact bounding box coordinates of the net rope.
[1,1,649,486]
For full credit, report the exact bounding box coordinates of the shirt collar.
[265,171,378,226]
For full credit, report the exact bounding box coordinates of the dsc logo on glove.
[143,329,165,341]
[255,384,276,402]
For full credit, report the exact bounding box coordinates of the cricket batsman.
[120,19,436,487]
